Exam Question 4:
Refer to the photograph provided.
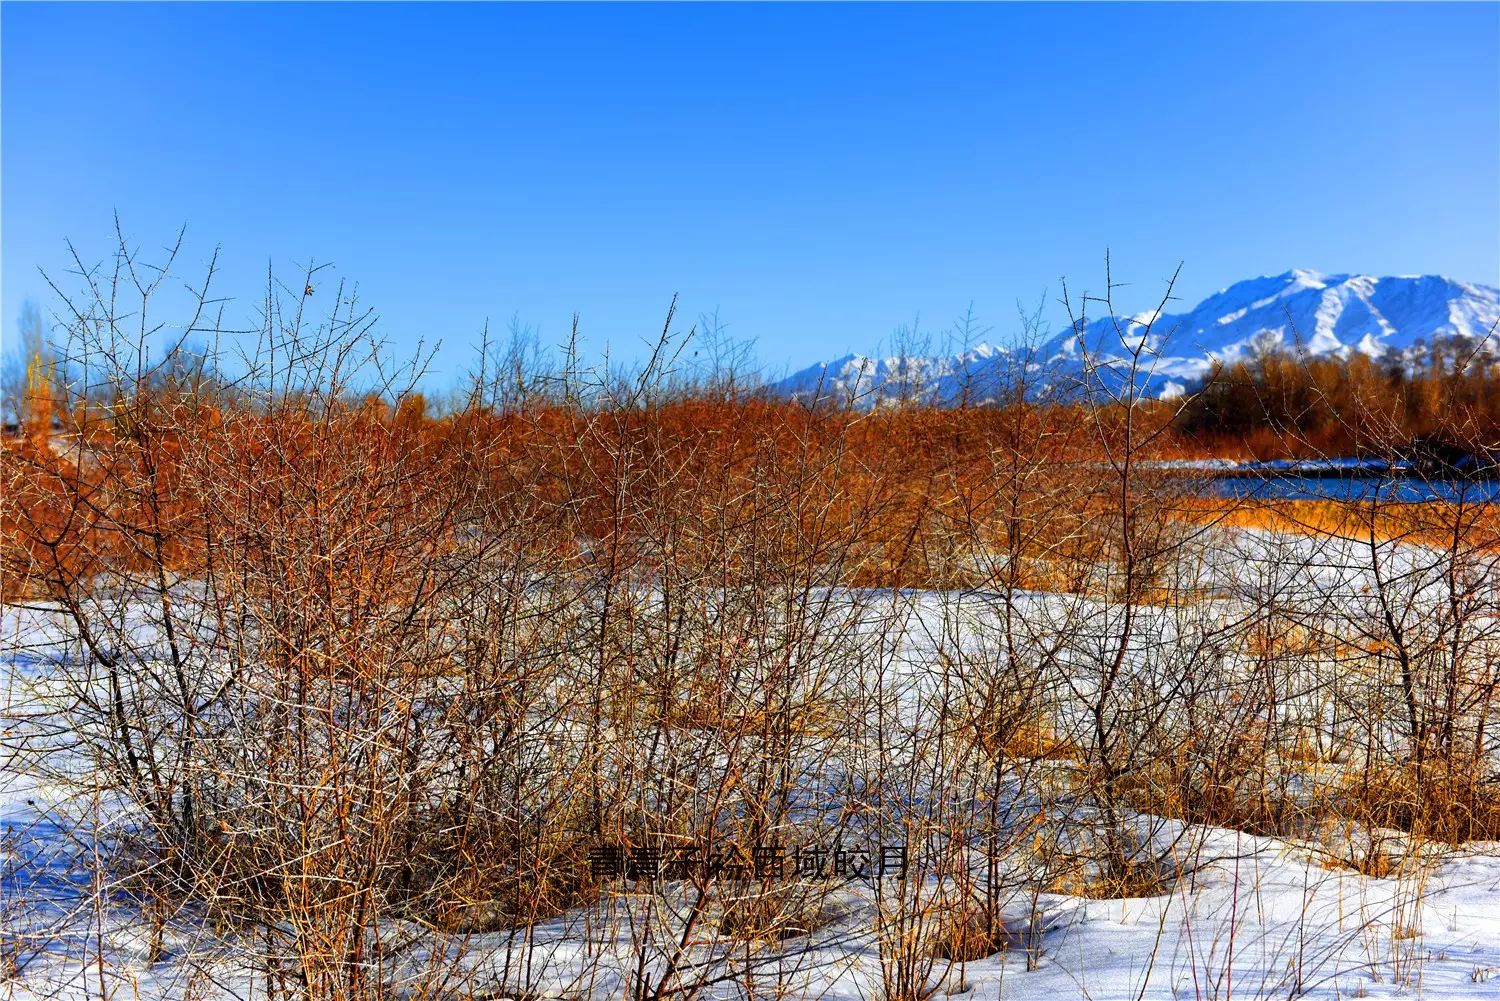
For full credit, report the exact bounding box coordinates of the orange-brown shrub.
[4,394,1184,600]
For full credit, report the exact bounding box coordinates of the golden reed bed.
[1179,495,1500,549]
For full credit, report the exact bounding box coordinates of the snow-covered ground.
[4,524,1500,1000]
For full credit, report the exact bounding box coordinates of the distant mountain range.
[769,269,1500,404]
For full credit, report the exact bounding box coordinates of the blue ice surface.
[1203,474,1500,504]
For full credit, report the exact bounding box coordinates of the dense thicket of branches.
[3,238,1499,1001]
[3,395,1192,602]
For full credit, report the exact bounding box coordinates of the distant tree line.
[1179,335,1500,462]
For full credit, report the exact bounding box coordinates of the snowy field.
[4,525,1500,1001]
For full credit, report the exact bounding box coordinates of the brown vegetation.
[2,238,1498,1001]
[1181,342,1500,460]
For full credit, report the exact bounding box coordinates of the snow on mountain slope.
[771,270,1500,404]
[770,343,1016,407]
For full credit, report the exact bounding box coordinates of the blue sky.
[4,1,1497,382]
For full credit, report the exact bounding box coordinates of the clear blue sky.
[4,1,1497,382]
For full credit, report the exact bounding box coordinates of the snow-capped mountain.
[771,270,1500,405]
[770,343,1017,407]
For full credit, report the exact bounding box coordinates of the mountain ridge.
[770,270,1500,405]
